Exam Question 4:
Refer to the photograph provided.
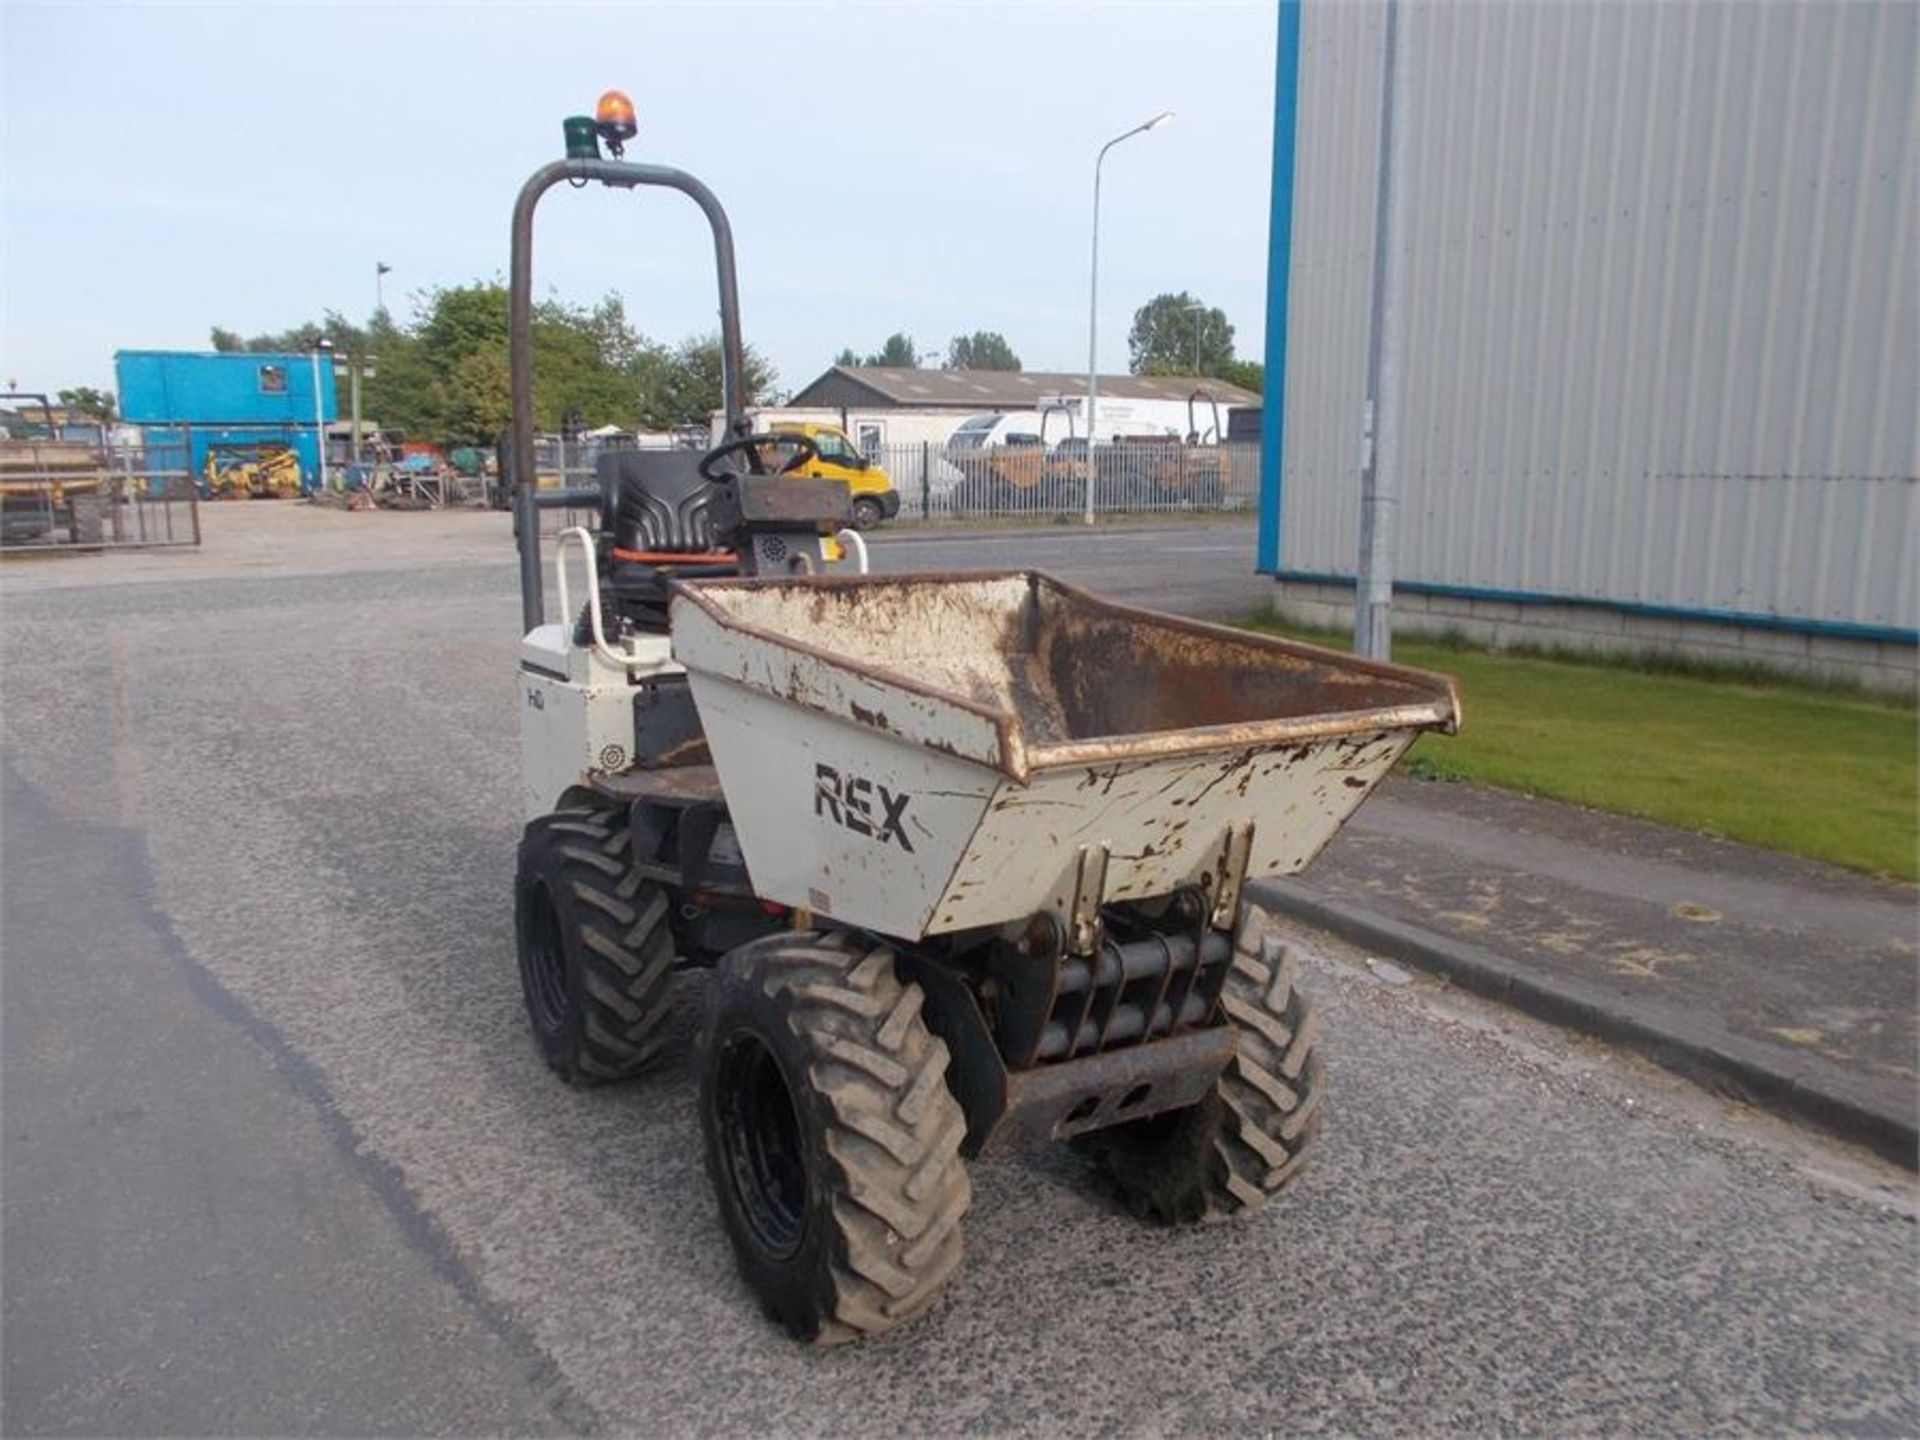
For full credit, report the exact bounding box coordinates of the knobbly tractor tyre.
[1079,924,1323,1224]
[699,931,970,1345]
[514,807,676,1082]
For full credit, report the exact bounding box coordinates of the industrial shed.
[790,366,1257,414]
[1258,0,1917,690]
[116,350,338,489]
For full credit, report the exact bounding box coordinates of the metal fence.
[868,440,1263,521]
[522,439,1263,537]
[0,436,201,552]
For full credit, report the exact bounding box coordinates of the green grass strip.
[1237,617,1918,882]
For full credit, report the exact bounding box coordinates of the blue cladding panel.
[1257,0,1302,575]
[142,424,323,491]
[115,351,337,426]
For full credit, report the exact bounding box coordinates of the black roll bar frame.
[508,158,749,630]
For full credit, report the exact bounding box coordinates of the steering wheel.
[698,432,819,483]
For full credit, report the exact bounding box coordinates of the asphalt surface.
[4,507,1916,1437]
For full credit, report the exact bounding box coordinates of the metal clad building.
[116,350,337,487]
[1260,0,1917,648]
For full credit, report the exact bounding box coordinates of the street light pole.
[1354,0,1409,659]
[350,356,363,469]
[376,260,392,314]
[1186,300,1205,375]
[311,338,332,493]
[1084,110,1173,525]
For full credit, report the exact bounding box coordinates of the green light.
[563,116,600,161]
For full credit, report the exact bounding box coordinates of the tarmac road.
[3,508,1915,1436]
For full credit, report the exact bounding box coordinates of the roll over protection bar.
[507,158,750,631]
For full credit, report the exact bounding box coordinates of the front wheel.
[850,495,885,531]
[1077,921,1323,1224]
[514,807,676,1082]
[699,931,970,1344]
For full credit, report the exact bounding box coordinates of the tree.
[1215,358,1264,395]
[869,333,919,368]
[640,333,777,428]
[831,333,923,368]
[440,349,511,443]
[1128,291,1234,377]
[57,386,116,423]
[946,332,1021,371]
[206,286,770,445]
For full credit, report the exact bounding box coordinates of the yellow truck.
[762,421,900,529]
[0,393,108,545]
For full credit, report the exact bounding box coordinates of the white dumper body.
[671,572,1459,940]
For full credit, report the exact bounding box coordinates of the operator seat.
[590,449,739,637]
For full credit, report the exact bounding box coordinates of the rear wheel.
[699,931,970,1344]
[1078,922,1323,1224]
[850,495,884,531]
[514,807,676,1082]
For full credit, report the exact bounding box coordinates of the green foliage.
[56,386,116,422]
[1214,357,1263,395]
[210,311,370,357]
[1128,291,1235,377]
[839,332,919,368]
[946,331,1021,371]
[634,333,777,429]
[211,288,775,446]
[443,349,511,443]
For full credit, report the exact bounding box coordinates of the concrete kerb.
[1251,878,1919,1171]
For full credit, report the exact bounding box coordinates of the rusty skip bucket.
[670,571,1459,941]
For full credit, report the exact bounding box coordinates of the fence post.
[112,443,129,542]
[921,441,932,519]
[186,425,201,547]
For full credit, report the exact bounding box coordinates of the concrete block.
[1468,598,1524,625]
[1678,617,1743,651]
[1808,633,1882,669]
[1619,614,1685,646]
[1271,597,1348,632]
[1422,616,1497,647]
[1877,640,1918,675]
[1734,627,1813,660]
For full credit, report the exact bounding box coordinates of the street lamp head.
[1145,111,1174,131]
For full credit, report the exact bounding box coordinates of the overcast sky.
[2,1,1279,397]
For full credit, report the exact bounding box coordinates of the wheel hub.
[520,880,569,1035]
[714,1031,808,1260]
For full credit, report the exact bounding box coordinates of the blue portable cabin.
[114,350,338,491]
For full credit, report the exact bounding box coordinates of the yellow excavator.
[203,443,302,499]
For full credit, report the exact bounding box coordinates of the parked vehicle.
[0,392,108,543]
[503,97,1460,1346]
[944,409,1086,514]
[762,420,899,529]
[202,442,302,499]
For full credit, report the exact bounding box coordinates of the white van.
[947,401,1203,455]
[944,409,1078,454]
